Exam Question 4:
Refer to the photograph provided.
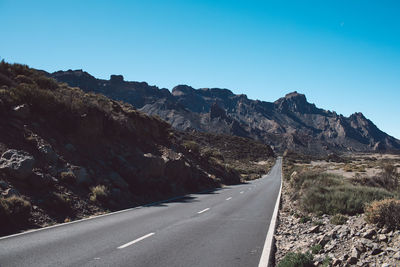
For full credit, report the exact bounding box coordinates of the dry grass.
[286,160,396,216]
[90,185,109,203]
[0,196,32,227]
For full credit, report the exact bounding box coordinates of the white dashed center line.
[240,191,244,194]
[117,233,155,249]
[226,197,232,200]
[197,208,210,214]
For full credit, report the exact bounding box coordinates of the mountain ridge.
[49,70,400,155]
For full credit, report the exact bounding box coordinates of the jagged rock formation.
[50,70,400,154]
[2,62,273,235]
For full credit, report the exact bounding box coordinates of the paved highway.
[0,158,282,267]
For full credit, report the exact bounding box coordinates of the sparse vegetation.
[90,185,109,203]
[365,198,400,229]
[0,196,32,227]
[180,131,275,181]
[60,171,76,184]
[183,141,200,154]
[299,215,312,224]
[288,169,395,215]
[43,192,72,214]
[330,214,348,225]
[278,252,314,267]
[310,244,322,254]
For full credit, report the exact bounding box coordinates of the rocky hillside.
[50,70,400,155]
[0,61,274,236]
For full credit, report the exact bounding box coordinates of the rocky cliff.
[50,70,400,154]
[0,62,274,236]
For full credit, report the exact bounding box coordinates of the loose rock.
[0,149,35,179]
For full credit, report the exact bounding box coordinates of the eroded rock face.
[137,153,165,180]
[50,70,400,154]
[108,172,129,190]
[71,166,93,186]
[0,149,35,179]
[12,104,30,119]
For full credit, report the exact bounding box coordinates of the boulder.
[290,171,298,182]
[137,153,165,180]
[377,234,388,242]
[108,172,129,190]
[317,234,331,247]
[308,225,320,234]
[0,180,8,189]
[28,170,58,189]
[351,246,360,259]
[347,256,358,265]
[165,155,192,181]
[12,104,30,119]
[2,188,20,197]
[362,229,376,239]
[0,149,35,179]
[71,166,93,186]
[38,144,58,163]
[371,245,382,255]
[65,144,76,152]
[332,258,342,266]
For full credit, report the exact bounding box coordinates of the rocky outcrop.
[49,71,400,155]
[0,150,35,179]
[1,62,261,236]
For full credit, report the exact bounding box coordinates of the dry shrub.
[0,196,32,227]
[90,185,109,203]
[41,192,72,216]
[330,214,348,225]
[365,198,400,229]
[183,141,200,154]
[60,171,76,184]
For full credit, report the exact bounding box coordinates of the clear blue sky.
[1,0,399,138]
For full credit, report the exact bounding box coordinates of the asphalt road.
[0,158,282,267]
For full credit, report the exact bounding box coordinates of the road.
[0,158,282,267]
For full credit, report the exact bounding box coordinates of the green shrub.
[313,220,324,226]
[365,198,400,229]
[301,184,393,215]
[278,252,314,267]
[90,185,109,203]
[330,214,348,225]
[310,244,322,254]
[0,196,32,227]
[292,171,395,215]
[299,215,312,223]
[183,141,200,154]
[321,256,331,267]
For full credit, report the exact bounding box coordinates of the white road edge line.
[226,197,232,200]
[0,187,218,241]
[197,208,210,214]
[258,157,283,267]
[117,233,155,249]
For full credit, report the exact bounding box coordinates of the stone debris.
[274,182,400,266]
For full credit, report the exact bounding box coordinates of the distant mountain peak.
[172,85,195,96]
[284,91,305,99]
[110,74,124,84]
[274,91,318,114]
[49,70,400,154]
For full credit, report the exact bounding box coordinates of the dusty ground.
[275,153,400,266]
